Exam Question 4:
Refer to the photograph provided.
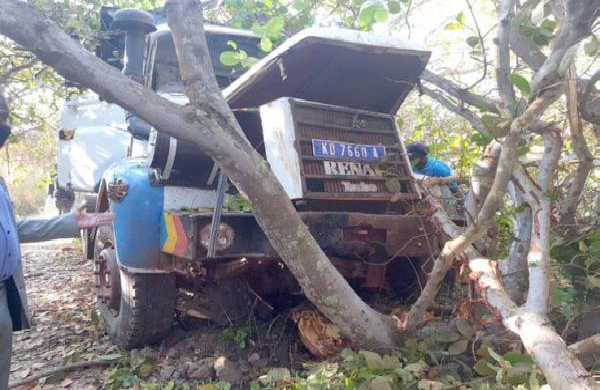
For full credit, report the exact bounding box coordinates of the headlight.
[199,222,235,251]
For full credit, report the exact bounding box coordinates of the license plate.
[312,139,385,162]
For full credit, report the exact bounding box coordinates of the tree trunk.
[0,0,399,349]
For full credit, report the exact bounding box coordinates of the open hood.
[224,28,431,114]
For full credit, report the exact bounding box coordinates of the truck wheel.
[94,225,176,348]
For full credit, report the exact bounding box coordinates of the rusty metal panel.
[170,211,435,261]
[289,100,418,201]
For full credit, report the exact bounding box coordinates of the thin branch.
[421,86,488,135]
[560,65,594,228]
[8,360,112,389]
[494,0,517,116]
[405,185,457,329]
[421,70,500,114]
[461,0,488,91]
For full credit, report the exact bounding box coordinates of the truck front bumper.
[160,211,438,262]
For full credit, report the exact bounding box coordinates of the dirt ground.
[9,240,306,390]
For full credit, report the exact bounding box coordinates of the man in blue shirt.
[406,141,454,178]
[0,95,114,390]
[406,141,463,219]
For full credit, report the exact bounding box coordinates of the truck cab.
[59,8,435,348]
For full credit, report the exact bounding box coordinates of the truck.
[57,7,436,348]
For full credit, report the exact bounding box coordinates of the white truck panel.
[57,93,129,192]
[259,97,303,199]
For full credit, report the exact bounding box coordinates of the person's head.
[406,141,429,169]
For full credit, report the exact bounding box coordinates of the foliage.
[225,193,252,212]
[217,326,252,349]
[401,101,485,177]
[105,356,158,389]
[549,229,600,333]
[249,341,544,390]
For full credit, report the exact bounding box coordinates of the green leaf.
[241,56,258,68]
[227,40,238,50]
[532,33,550,46]
[503,352,534,364]
[455,12,465,24]
[543,191,559,201]
[259,368,291,384]
[540,19,557,32]
[487,348,505,364]
[388,0,401,14]
[430,330,462,343]
[448,339,469,355]
[373,7,389,23]
[466,36,480,47]
[396,117,404,129]
[444,21,462,30]
[251,22,263,36]
[359,0,389,28]
[263,17,284,38]
[260,37,273,52]
[551,242,580,263]
[586,230,600,243]
[219,51,240,67]
[589,241,600,258]
[481,115,510,137]
[508,73,531,95]
[455,318,474,338]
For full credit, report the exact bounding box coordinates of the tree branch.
[501,181,531,305]
[560,65,594,228]
[494,0,517,116]
[441,86,561,263]
[0,0,400,349]
[405,185,456,329]
[420,70,500,114]
[508,0,546,71]
[524,129,562,314]
[531,0,600,94]
[8,360,112,389]
[431,184,596,390]
[421,86,488,135]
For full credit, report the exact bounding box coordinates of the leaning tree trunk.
[0,0,398,349]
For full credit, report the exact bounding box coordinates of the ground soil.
[9,240,309,390]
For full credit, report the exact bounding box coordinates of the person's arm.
[16,214,79,243]
[17,206,115,243]
[432,160,453,178]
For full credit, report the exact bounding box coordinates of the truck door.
[57,93,130,192]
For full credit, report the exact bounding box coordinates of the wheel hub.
[94,246,121,316]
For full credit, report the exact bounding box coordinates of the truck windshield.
[150,31,261,92]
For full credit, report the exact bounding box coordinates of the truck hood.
[224,28,430,114]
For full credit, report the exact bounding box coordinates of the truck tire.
[94,225,176,348]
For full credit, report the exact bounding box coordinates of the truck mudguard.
[103,159,167,272]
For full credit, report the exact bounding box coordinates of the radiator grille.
[290,101,417,201]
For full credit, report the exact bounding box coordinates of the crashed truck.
[56,8,437,347]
